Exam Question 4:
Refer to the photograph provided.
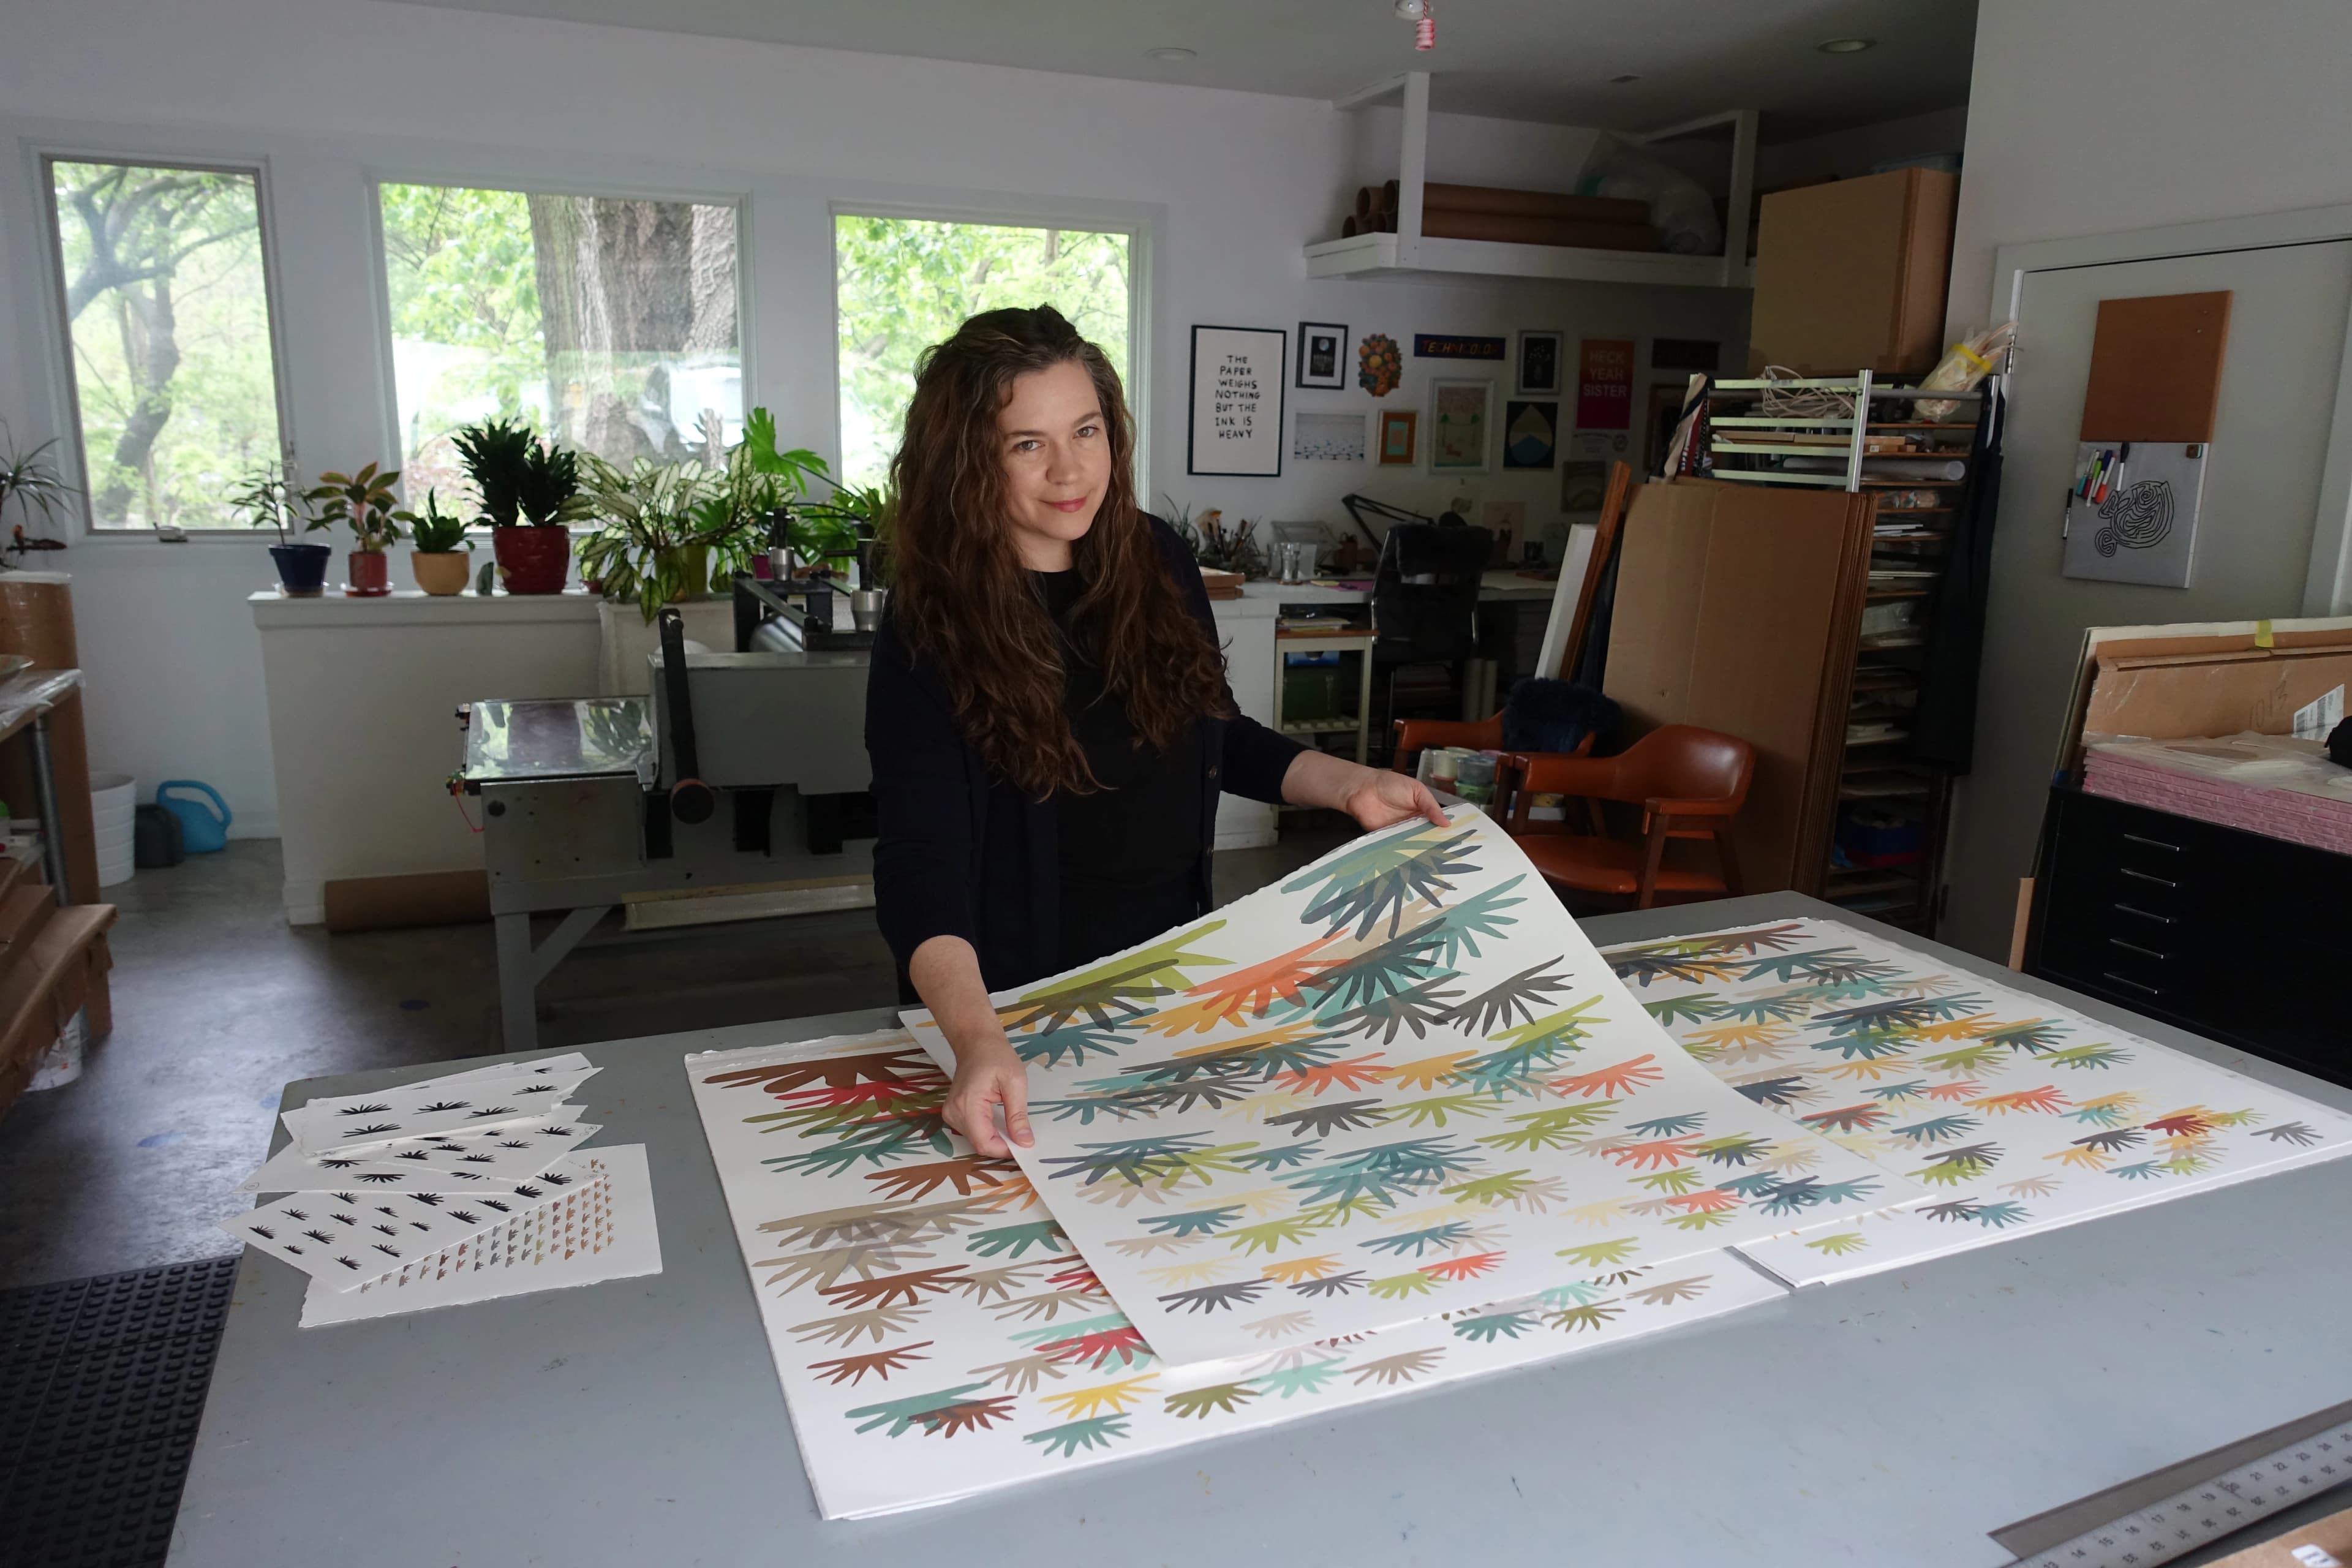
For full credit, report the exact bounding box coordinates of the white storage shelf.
[1310,73,1756,292]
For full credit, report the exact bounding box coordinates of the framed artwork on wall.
[1188,324,1286,476]
[1517,329,1564,395]
[1376,409,1418,466]
[1429,377,1493,472]
[1502,399,1558,469]
[1296,321,1348,388]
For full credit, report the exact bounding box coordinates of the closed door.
[1945,239,2352,957]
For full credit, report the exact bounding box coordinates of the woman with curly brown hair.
[866,305,1444,1159]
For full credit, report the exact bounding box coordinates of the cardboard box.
[2205,1502,2352,1568]
[2046,615,2352,783]
[1604,479,1873,892]
[1748,168,1959,377]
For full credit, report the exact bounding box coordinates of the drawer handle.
[2119,867,2178,889]
[2101,970,2163,998]
[2113,902,2176,926]
[2106,936,2168,961]
[2120,832,2182,853]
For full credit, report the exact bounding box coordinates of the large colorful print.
[687,1030,1783,1519]
[903,809,1913,1366]
[1599,919,2352,1285]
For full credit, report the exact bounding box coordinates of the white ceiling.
[390,0,1978,140]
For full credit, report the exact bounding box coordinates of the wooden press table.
[167,895,2352,1566]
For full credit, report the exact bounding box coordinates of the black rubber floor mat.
[0,1255,238,1568]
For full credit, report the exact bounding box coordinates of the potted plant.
[307,462,404,596]
[574,456,720,621]
[454,418,583,595]
[233,464,332,595]
[396,489,472,595]
[0,424,80,570]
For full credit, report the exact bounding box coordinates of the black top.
[864,516,1305,1001]
[1036,568,1205,970]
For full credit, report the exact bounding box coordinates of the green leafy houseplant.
[396,489,471,552]
[451,417,532,527]
[575,407,847,622]
[1,424,80,565]
[516,440,587,526]
[308,463,404,551]
[230,464,325,545]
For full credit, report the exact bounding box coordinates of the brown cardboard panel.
[2204,1503,2352,1568]
[1604,481,1861,892]
[1749,169,1958,376]
[2082,646,2352,741]
[2079,290,2233,442]
[323,869,491,932]
[2046,617,2352,782]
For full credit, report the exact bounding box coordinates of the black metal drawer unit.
[2027,785,2352,1088]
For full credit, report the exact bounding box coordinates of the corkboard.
[2079,290,2232,442]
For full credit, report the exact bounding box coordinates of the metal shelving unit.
[1703,376,1986,935]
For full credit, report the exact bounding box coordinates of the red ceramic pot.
[493,526,571,595]
[345,550,390,597]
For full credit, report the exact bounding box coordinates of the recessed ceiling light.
[1147,46,1197,61]
[1608,74,1643,85]
[1817,37,1875,53]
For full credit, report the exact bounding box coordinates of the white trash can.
[91,771,135,887]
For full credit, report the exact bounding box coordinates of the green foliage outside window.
[834,216,1132,488]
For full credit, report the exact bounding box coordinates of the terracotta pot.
[492,526,571,595]
[268,543,331,597]
[345,549,390,597]
[412,551,470,596]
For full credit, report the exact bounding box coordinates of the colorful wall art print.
[1357,333,1402,398]
[687,1029,1784,1519]
[1430,379,1493,473]
[1503,400,1558,469]
[902,809,1914,1367]
[1598,919,2352,1287]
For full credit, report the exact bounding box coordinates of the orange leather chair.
[1501,725,1754,909]
[1392,715,1593,783]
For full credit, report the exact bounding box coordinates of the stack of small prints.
[224,1052,662,1327]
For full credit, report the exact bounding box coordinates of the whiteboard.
[1188,325,1286,477]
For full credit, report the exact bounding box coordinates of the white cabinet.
[1210,597,1280,850]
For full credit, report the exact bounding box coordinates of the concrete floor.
[0,831,1342,1291]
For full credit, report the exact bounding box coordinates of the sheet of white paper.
[900,809,1915,1365]
[221,1153,601,1288]
[281,1066,600,1153]
[686,1030,1786,1520]
[299,1145,662,1326]
[382,1051,594,1094]
[1594,918,2352,1286]
[239,1115,598,1194]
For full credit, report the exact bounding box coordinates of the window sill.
[248,587,603,628]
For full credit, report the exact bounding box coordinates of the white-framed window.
[375,180,744,509]
[40,155,292,532]
[834,213,1138,489]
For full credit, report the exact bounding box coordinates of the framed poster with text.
[1189,325,1287,476]
[1575,337,1635,431]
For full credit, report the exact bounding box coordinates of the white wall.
[1934,0,2352,956]
[1949,0,2352,343]
[1757,106,1967,189]
[0,0,1750,834]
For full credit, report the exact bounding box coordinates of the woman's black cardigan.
[864,516,1305,1001]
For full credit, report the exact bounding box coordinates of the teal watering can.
[155,780,231,853]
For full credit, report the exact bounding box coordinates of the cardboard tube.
[1354,184,1374,221]
[1424,182,1650,225]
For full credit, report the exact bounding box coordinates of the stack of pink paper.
[2082,733,2352,854]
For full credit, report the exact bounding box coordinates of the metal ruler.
[2003,1410,2352,1568]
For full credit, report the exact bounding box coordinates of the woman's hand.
[942,1036,1033,1159]
[908,934,1035,1159]
[1281,750,1450,832]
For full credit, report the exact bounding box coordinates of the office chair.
[1369,521,1491,755]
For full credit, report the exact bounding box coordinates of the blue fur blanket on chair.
[1502,679,1622,755]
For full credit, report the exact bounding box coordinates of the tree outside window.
[379,183,742,508]
[835,216,1133,489]
[47,159,287,530]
